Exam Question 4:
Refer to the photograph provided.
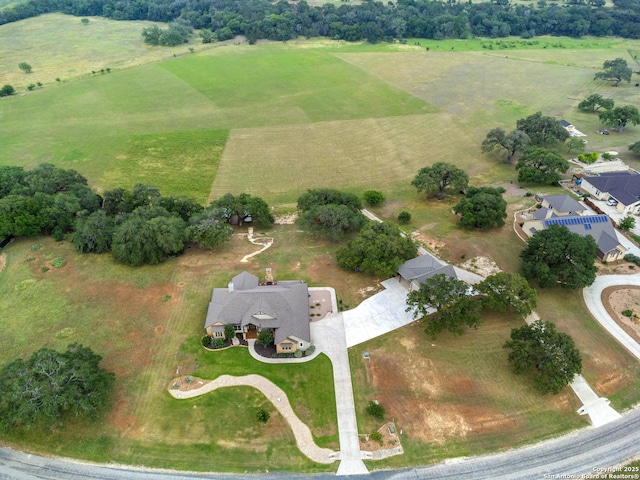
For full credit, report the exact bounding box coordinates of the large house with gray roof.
[205,271,311,354]
[397,253,458,291]
[522,195,627,262]
[581,172,640,215]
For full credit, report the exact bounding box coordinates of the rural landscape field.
[2,12,640,474]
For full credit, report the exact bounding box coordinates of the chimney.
[228,282,234,293]
[265,267,274,285]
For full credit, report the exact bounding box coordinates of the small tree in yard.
[18,62,32,74]
[366,401,385,420]
[618,216,636,232]
[503,320,582,395]
[594,58,633,86]
[256,408,270,423]
[257,330,274,346]
[363,190,386,206]
[224,324,236,340]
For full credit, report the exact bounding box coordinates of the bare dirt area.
[361,334,521,444]
[596,260,639,276]
[359,421,402,452]
[459,256,501,278]
[411,231,446,256]
[602,286,640,345]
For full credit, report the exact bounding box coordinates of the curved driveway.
[583,273,640,361]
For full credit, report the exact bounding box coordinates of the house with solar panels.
[581,172,640,215]
[522,195,627,262]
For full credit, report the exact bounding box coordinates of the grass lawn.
[0,233,342,472]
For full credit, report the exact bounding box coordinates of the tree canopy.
[516,112,570,146]
[297,188,362,213]
[577,94,615,112]
[515,147,569,185]
[186,207,234,249]
[594,58,633,86]
[211,192,274,226]
[298,203,366,242]
[629,140,640,156]
[520,224,598,289]
[411,162,469,200]
[503,320,582,395]
[336,221,417,278]
[598,105,640,132]
[406,274,481,338]
[453,186,507,230]
[481,128,530,163]
[476,272,537,317]
[0,344,114,431]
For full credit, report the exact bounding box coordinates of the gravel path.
[168,374,337,465]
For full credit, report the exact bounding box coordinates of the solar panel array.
[544,215,609,228]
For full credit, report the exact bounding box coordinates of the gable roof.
[585,172,640,206]
[560,119,572,128]
[542,194,585,214]
[398,254,458,284]
[205,274,310,345]
[542,215,624,255]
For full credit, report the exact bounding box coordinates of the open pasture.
[0,14,191,88]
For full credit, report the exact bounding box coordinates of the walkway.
[168,374,336,465]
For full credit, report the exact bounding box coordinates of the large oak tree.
[411,162,469,200]
[520,224,597,289]
[515,147,569,185]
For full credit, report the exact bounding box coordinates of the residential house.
[204,271,311,354]
[522,199,627,262]
[397,254,458,291]
[581,172,640,215]
[524,195,587,232]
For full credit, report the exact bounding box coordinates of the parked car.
[598,129,610,135]
[607,198,618,206]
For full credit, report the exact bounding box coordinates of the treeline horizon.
[2,0,640,42]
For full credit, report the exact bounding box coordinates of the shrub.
[622,309,634,317]
[224,324,236,340]
[256,408,270,423]
[625,254,640,266]
[397,211,411,224]
[306,345,315,355]
[369,431,383,444]
[294,350,302,358]
[211,338,225,349]
[366,400,385,420]
[363,190,386,206]
[51,257,66,268]
[577,152,599,164]
[257,330,274,346]
[40,266,49,272]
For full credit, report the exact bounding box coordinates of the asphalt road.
[3,406,640,480]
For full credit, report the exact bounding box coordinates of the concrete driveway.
[583,273,640,361]
[342,278,426,348]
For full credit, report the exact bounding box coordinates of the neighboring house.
[523,209,627,262]
[397,254,458,291]
[560,119,586,137]
[205,271,311,354]
[523,194,586,232]
[581,172,640,215]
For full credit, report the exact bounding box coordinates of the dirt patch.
[596,260,639,276]
[169,375,211,392]
[274,213,298,224]
[0,253,5,273]
[498,182,530,198]
[411,231,445,254]
[459,256,501,277]
[601,286,640,345]
[359,422,402,452]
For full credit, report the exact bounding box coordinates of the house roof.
[560,119,572,127]
[542,195,585,214]
[542,215,625,255]
[584,172,640,207]
[398,254,458,285]
[533,206,553,220]
[205,273,310,345]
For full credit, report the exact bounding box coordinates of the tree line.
[3,0,640,43]
[0,164,274,266]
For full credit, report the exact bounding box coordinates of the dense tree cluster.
[503,320,582,394]
[0,165,272,266]
[297,188,366,242]
[406,272,536,338]
[3,0,640,44]
[515,147,570,185]
[0,164,101,240]
[0,344,115,431]
[142,22,192,46]
[336,221,417,278]
[520,224,598,289]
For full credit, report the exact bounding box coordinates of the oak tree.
[411,162,469,200]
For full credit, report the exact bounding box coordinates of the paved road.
[4,405,640,479]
